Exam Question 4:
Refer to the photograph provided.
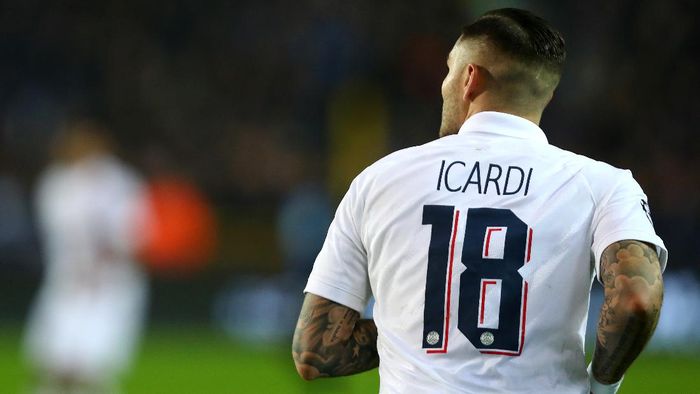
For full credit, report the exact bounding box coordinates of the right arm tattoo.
[292,293,379,380]
[592,240,664,384]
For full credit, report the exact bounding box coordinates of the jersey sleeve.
[303,177,370,313]
[591,169,668,282]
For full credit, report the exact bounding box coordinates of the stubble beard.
[438,100,464,138]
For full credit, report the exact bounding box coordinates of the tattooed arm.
[292,293,379,380]
[591,240,664,384]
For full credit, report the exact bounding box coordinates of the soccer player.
[25,120,148,394]
[293,8,666,394]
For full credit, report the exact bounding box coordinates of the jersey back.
[304,112,667,393]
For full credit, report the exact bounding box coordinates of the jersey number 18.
[421,205,532,356]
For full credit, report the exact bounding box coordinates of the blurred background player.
[24,120,148,394]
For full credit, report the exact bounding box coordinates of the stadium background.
[0,0,698,392]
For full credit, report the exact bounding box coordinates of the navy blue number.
[421,205,455,349]
[422,206,529,354]
[458,208,528,353]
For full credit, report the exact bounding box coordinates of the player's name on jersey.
[436,160,533,196]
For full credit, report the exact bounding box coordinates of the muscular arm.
[292,293,379,380]
[592,240,664,384]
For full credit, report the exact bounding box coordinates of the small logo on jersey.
[426,331,440,345]
[480,331,495,346]
[641,199,653,224]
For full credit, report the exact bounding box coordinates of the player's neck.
[466,104,542,126]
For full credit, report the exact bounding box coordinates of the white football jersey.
[304,111,667,394]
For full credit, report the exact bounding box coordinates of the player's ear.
[462,63,483,102]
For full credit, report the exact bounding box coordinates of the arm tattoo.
[593,240,664,384]
[292,294,379,380]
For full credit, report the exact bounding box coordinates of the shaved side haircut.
[460,8,566,109]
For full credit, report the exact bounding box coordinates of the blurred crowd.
[0,0,698,336]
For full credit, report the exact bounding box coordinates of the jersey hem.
[592,229,668,282]
[304,277,367,313]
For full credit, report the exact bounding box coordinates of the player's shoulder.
[364,137,459,174]
[36,163,70,195]
[354,138,448,184]
[544,143,639,197]
[96,155,143,185]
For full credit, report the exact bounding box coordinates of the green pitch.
[1,326,697,393]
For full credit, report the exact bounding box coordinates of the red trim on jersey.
[480,282,528,356]
[483,227,503,257]
[480,227,533,356]
[479,280,498,325]
[526,228,533,262]
[426,209,460,354]
[520,281,529,351]
[518,228,532,353]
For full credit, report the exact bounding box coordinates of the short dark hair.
[461,8,566,77]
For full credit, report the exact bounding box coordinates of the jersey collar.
[457,111,549,144]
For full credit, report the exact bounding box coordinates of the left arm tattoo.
[292,293,379,380]
[592,240,664,384]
